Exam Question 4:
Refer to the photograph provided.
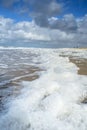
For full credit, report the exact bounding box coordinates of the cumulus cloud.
[0,0,78,33]
[77,15,87,33]
[0,0,66,30]
[0,16,51,43]
[0,15,87,47]
[49,14,77,32]
[30,0,63,27]
[0,0,87,47]
[0,0,87,36]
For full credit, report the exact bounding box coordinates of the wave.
[0,48,87,130]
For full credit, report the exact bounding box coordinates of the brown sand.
[69,58,87,75]
[70,49,87,75]
[60,49,87,104]
[60,48,87,75]
[0,49,87,106]
[0,66,43,102]
[69,55,87,104]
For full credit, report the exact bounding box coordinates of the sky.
[0,0,87,47]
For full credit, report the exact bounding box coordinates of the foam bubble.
[0,48,87,130]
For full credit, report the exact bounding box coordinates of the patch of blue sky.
[0,6,32,22]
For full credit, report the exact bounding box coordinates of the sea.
[0,47,87,130]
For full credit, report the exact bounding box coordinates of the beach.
[0,48,87,130]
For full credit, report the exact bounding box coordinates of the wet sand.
[60,48,87,75]
[69,54,87,104]
[70,57,87,104]
[60,49,87,104]
[69,58,87,75]
[70,48,87,75]
[0,66,43,109]
[0,49,87,110]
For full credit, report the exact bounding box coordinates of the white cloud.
[0,15,87,47]
[0,0,63,28]
[0,16,51,43]
[77,15,87,33]
[49,14,77,32]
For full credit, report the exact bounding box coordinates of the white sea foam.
[0,48,87,130]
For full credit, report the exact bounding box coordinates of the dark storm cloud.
[0,0,77,32]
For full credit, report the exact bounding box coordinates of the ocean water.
[0,47,87,130]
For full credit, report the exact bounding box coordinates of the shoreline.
[69,57,87,75]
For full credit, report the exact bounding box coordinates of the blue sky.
[0,0,87,21]
[0,0,87,47]
[0,5,32,22]
[61,0,87,17]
